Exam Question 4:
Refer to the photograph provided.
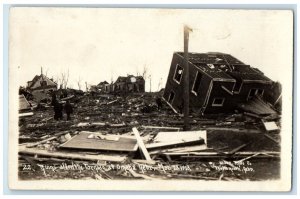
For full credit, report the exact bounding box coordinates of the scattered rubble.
[18,89,281,181]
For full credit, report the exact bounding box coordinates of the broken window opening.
[233,81,242,93]
[257,89,264,96]
[191,71,203,96]
[173,64,184,84]
[168,91,175,104]
[212,98,225,107]
[248,88,257,100]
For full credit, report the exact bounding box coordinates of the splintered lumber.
[244,112,262,119]
[228,143,248,155]
[107,99,118,105]
[262,121,279,131]
[60,132,138,152]
[19,94,31,111]
[19,112,34,117]
[149,145,209,155]
[238,97,277,115]
[26,136,58,148]
[132,127,152,161]
[167,151,280,158]
[26,132,70,148]
[264,134,280,144]
[19,146,127,162]
[234,153,263,163]
[204,127,261,133]
[154,130,207,144]
[77,122,106,127]
[141,126,181,131]
[146,138,205,150]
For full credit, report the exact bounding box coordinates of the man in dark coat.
[156,97,162,110]
[53,100,63,121]
[64,100,73,120]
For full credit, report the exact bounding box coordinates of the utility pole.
[183,25,192,131]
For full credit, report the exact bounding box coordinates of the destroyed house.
[113,75,145,93]
[97,81,109,92]
[163,52,273,114]
[27,74,57,94]
[90,81,109,93]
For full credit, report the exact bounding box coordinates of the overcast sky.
[10,8,293,91]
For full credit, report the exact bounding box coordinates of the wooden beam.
[264,133,280,144]
[146,139,204,150]
[132,127,152,161]
[19,146,127,162]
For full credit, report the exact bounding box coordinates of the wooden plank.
[228,143,248,155]
[244,112,262,119]
[204,127,261,133]
[60,132,138,152]
[19,112,34,117]
[146,138,205,150]
[132,127,152,161]
[19,94,31,111]
[19,146,127,162]
[149,145,209,154]
[263,121,279,131]
[26,136,57,148]
[264,134,280,144]
[141,125,181,131]
[107,99,118,105]
[238,97,277,115]
[154,130,207,144]
[162,151,280,157]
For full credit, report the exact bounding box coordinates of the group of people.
[51,93,73,121]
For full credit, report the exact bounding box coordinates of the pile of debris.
[18,90,281,181]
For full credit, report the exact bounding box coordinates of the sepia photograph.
[8,7,293,191]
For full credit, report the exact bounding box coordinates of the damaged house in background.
[112,75,145,93]
[163,52,281,115]
[26,73,57,102]
[91,75,145,94]
[90,81,109,93]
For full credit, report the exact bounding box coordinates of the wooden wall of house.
[236,82,273,102]
[163,53,211,113]
[204,81,236,113]
[204,81,273,113]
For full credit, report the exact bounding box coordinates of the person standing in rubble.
[53,100,63,121]
[64,100,73,120]
[156,97,162,110]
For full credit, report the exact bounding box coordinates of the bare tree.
[45,67,49,77]
[77,76,82,90]
[157,77,162,91]
[142,64,148,80]
[60,68,69,89]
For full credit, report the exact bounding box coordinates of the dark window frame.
[191,71,203,96]
[212,98,225,107]
[168,91,175,104]
[173,64,184,84]
[247,88,264,100]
